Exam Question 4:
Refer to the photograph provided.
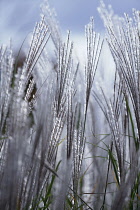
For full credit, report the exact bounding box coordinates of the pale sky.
[0,0,139,48]
[50,0,139,32]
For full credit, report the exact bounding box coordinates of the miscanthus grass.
[0,0,140,209]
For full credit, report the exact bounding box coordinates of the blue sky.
[0,0,139,48]
[50,0,139,32]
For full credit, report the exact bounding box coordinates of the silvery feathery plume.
[97,1,140,209]
[0,12,53,209]
[40,0,62,51]
[85,17,103,125]
[98,1,140,139]
[65,18,103,209]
